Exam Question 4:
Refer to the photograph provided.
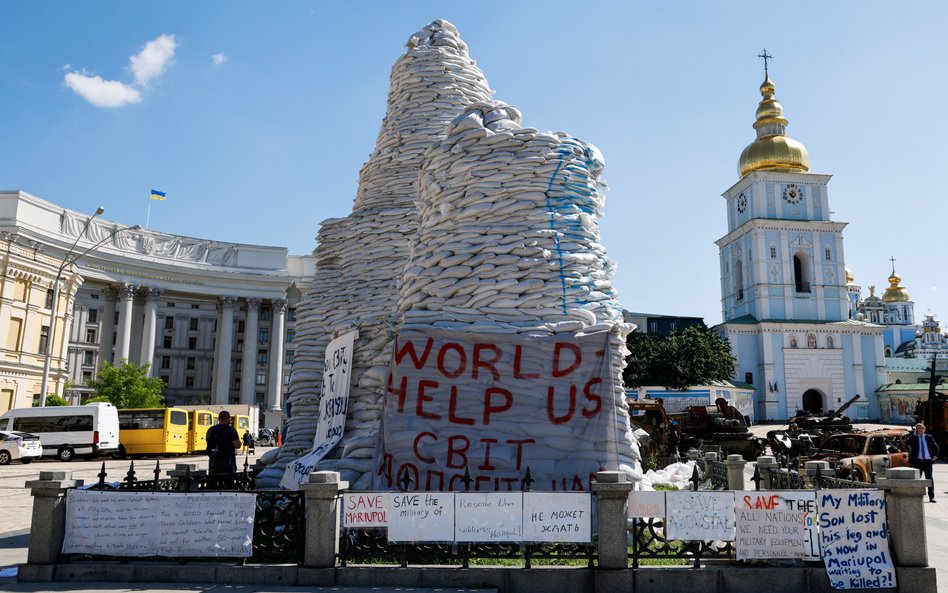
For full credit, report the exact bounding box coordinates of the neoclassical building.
[714,71,886,421]
[0,190,313,426]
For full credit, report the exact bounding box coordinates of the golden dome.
[845,267,854,285]
[883,271,911,302]
[738,77,810,178]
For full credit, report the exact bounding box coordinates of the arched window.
[884,347,892,357]
[794,251,811,293]
[770,245,777,259]
[735,260,744,300]
[807,333,817,348]
[824,247,832,261]
[826,336,834,348]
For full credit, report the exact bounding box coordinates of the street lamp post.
[38,210,141,406]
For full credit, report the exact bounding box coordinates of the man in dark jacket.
[907,423,939,502]
[206,411,241,475]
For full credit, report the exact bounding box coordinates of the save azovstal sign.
[373,328,621,492]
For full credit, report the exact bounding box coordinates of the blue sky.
[3,1,947,325]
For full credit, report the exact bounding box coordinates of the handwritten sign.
[522,492,591,543]
[343,492,389,528]
[455,493,523,542]
[628,491,665,519]
[63,490,255,557]
[281,330,357,489]
[387,491,455,542]
[818,490,896,590]
[736,491,817,560]
[374,329,620,492]
[665,491,735,541]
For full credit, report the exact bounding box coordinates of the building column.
[213,296,236,405]
[240,298,261,405]
[128,290,146,364]
[97,285,118,366]
[115,283,136,362]
[267,298,286,412]
[139,287,161,373]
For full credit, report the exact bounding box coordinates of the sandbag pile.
[255,20,492,489]
[393,100,641,474]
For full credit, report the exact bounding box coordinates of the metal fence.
[765,466,878,491]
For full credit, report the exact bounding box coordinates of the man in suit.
[907,423,939,502]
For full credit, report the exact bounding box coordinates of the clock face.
[783,183,803,204]
[737,193,747,213]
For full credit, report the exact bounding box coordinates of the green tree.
[36,393,69,406]
[84,360,165,408]
[623,324,735,390]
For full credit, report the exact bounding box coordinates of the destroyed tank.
[787,394,861,442]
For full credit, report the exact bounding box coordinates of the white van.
[0,403,120,461]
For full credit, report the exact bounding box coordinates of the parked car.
[805,429,909,482]
[0,430,43,465]
[0,403,120,461]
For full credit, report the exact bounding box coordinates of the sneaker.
[931,498,937,503]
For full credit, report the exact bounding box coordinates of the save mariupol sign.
[373,329,620,492]
[281,331,357,489]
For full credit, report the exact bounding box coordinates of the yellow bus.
[231,414,252,436]
[116,408,189,457]
[187,410,215,453]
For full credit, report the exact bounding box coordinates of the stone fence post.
[725,454,746,490]
[704,451,719,475]
[804,460,830,487]
[877,467,930,567]
[591,471,632,569]
[301,471,348,568]
[25,471,82,564]
[756,456,778,489]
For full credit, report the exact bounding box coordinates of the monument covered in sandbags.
[374,100,639,490]
[256,20,641,491]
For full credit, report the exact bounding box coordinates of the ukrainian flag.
[150,189,166,201]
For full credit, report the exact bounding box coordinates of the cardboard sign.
[387,491,455,542]
[374,329,620,492]
[818,490,896,590]
[736,491,817,560]
[522,492,591,543]
[62,490,255,557]
[455,492,523,542]
[343,492,389,528]
[281,330,357,489]
[665,491,735,541]
[628,491,665,519]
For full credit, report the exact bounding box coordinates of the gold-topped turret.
[738,50,810,178]
[883,272,911,303]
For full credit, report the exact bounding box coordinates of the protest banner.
[387,491,455,542]
[281,331,357,489]
[343,492,389,528]
[818,490,896,590]
[522,492,591,543]
[628,491,665,519]
[373,329,621,492]
[665,491,735,541]
[455,492,523,542]
[62,490,255,557]
[736,490,817,560]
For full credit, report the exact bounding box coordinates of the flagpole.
[146,198,152,229]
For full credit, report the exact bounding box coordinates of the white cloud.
[211,53,228,65]
[129,34,178,87]
[63,72,141,108]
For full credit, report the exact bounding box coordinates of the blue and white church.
[715,66,885,422]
